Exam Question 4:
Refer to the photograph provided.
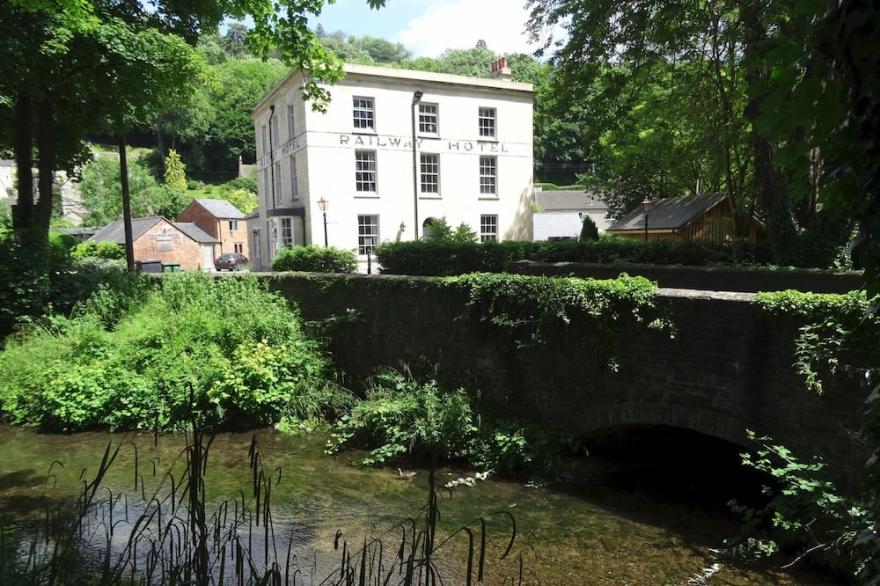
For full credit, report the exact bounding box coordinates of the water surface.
[0,426,831,584]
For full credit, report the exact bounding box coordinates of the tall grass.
[0,405,523,585]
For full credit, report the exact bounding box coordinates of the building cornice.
[253,63,533,117]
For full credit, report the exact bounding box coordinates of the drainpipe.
[268,105,276,212]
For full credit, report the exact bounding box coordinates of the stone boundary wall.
[506,260,864,293]
[262,272,866,487]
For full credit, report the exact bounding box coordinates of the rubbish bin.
[162,263,181,273]
[135,259,163,273]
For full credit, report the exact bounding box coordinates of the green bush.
[579,216,600,241]
[226,176,258,194]
[0,272,337,431]
[374,237,788,276]
[71,240,125,260]
[327,368,538,473]
[272,245,357,273]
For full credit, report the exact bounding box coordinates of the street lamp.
[411,90,423,240]
[641,196,653,241]
[317,197,329,247]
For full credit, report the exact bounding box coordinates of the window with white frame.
[478,107,496,138]
[480,215,498,242]
[355,150,377,192]
[273,161,282,203]
[357,214,379,255]
[261,125,268,154]
[420,153,440,194]
[271,114,280,146]
[352,97,375,130]
[287,104,296,140]
[289,156,299,200]
[479,156,497,195]
[418,103,438,134]
[229,220,238,232]
[280,217,293,248]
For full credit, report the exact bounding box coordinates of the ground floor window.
[358,214,379,255]
[234,242,244,254]
[280,217,294,248]
[480,214,498,242]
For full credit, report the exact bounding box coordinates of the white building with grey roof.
[249,60,534,270]
[532,189,611,241]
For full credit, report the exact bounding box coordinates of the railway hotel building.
[248,60,534,270]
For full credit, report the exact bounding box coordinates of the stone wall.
[265,272,867,487]
[507,260,863,293]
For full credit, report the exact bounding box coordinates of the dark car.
[215,253,248,271]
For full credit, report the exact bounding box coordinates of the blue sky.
[310,0,542,57]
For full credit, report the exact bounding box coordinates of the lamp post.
[411,90,423,240]
[317,197,328,247]
[642,196,653,241]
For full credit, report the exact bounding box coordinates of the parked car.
[215,253,249,271]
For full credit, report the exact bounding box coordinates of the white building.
[532,189,612,241]
[248,60,534,270]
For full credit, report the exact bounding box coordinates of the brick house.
[177,199,248,259]
[89,216,218,271]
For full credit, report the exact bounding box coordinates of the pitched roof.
[90,216,219,244]
[89,216,162,244]
[536,190,607,212]
[194,199,245,219]
[174,222,219,243]
[608,193,728,232]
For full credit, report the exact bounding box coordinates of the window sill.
[418,133,441,140]
[419,194,442,200]
[354,194,381,199]
[477,137,498,142]
[353,129,377,135]
[478,195,500,201]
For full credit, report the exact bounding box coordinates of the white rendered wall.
[533,210,614,241]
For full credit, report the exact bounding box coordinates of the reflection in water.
[0,426,832,584]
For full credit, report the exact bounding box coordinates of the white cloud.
[397,0,539,57]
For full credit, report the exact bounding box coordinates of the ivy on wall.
[445,272,673,369]
[755,290,880,395]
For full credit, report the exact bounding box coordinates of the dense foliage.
[744,290,880,579]
[70,241,125,260]
[374,238,793,276]
[79,156,188,226]
[328,369,535,474]
[272,245,357,273]
[0,273,337,430]
[526,0,868,266]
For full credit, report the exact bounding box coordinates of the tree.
[579,215,599,241]
[527,0,855,263]
[163,149,188,193]
[222,23,250,59]
[80,157,189,226]
[225,189,258,215]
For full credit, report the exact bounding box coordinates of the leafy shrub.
[71,240,125,260]
[579,216,600,241]
[327,368,538,473]
[0,272,336,431]
[273,245,357,273]
[227,176,258,194]
[374,237,821,276]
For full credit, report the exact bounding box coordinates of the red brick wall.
[178,201,249,258]
[133,218,206,271]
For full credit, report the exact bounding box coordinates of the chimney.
[489,57,512,81]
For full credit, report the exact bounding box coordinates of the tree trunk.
[118,135,135,271]
[12,93,34,235]
[740,3,796,260]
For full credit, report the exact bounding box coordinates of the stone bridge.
[267,273,867,487]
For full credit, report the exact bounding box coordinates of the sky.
[311,0,543,57]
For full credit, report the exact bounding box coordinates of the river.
[0,426,834,584]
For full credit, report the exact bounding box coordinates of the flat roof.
[254,63,533,115]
